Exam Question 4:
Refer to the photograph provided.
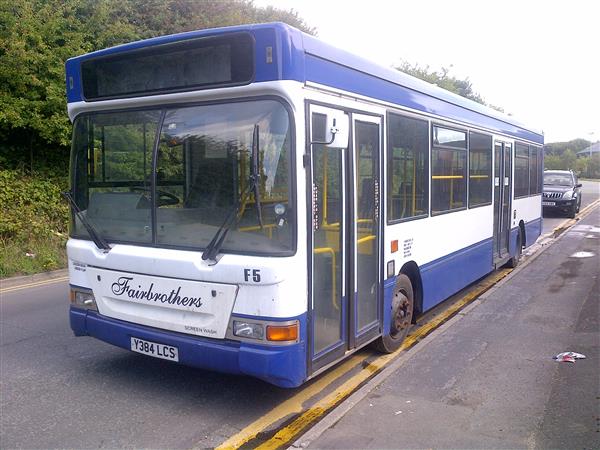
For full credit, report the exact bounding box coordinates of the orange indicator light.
[266,323,299,342]
[391,240,399,253]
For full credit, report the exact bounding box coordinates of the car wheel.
[576,198,581,213]
[568,203,576,218]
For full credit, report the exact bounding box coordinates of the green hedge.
[0,169,69,277]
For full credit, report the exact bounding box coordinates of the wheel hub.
[391,290,412,337]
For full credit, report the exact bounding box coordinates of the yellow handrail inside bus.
[432,175,464,209]
[412,153,417,216]
[238,223,276,239]
[357,234,375,244]
[322,147,329,226]
[313,246,339,310]
[357,234,375,255]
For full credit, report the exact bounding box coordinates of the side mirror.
[325,111,349,149]
[311,110,349,149]
[576,183,582,188]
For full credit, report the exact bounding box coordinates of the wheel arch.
[399,261,423,323]
[518,219,526,247]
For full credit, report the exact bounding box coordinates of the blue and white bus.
[65,23,543,387]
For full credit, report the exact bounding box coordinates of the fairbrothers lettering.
[111,277,203,308]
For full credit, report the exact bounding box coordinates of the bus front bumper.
[70,306,306,388]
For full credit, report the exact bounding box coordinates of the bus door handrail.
[313,246,339,310]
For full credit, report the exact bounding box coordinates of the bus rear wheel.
[506,229,522,268]
[374,274,414,353]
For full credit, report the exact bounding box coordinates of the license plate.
[130,337,179,362]
[542,201,555,206]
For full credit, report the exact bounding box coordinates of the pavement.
[0,268,68,290]
[295,206,600,449]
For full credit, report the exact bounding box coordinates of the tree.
[561,149,577,170]
[587,155,600,179]
[543,154,562,170]
[544,139,590,156]
[574,156,588,175]
[0,0,315,171]
[395,61,504,112]
[543,149,576,171]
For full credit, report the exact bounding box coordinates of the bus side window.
[387,113,429,221]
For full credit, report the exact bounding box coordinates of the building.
[576,142,600,158]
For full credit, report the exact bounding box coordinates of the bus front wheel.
[374,274,414,353]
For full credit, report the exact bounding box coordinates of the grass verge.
[0,168,69,279]
[0,236,67,278]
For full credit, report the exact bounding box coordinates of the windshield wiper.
[252,124,264,229]
[202,124,262,262]
[62,191,111,252]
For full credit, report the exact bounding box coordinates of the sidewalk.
[299,207,599,449]
[0,268,68,290]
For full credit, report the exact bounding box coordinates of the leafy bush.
[0,237,67,277]
[0,0,315,277]
[0,168,69,277]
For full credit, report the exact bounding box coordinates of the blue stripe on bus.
[420,238,494,311]
[383,238,494,321]
[303,54,542,143]
[70,306,307,388]
[66,23,544,145]
[384,216,542,325]
[524,217,542,247]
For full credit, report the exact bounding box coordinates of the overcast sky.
[254,0,599,144]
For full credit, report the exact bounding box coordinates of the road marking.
[256,269,511,450]
[578,198,600,216]
[0,276,69,295]
[213,353,366,450]
[215,269,511,450]
[541,198,600,240]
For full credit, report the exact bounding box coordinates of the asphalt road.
[542,179,599,234]
[1,182,598,449]
[0,281,300,449]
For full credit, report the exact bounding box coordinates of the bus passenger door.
[350,114,381,348]
[307,106,382,374]
[308,105,348,371]
[493,141,512,261]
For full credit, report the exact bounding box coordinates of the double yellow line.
[0,276,69,295]
[237,201,600,449]
[543,198,600,240]
[215,268,512,450]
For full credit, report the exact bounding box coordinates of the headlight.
[233,321,264,340]
[562,191,573,199]
[70,287,98,311]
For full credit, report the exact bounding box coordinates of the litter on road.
[569,251,595,258]
[553,352,587,363]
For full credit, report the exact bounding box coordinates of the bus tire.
[374,273,414,353]
[507,229,522,268]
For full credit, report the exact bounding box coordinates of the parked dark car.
[542,170,582,218]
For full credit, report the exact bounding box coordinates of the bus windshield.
[71,99,294,255]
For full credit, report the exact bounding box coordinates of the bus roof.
[66,22,543,143]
